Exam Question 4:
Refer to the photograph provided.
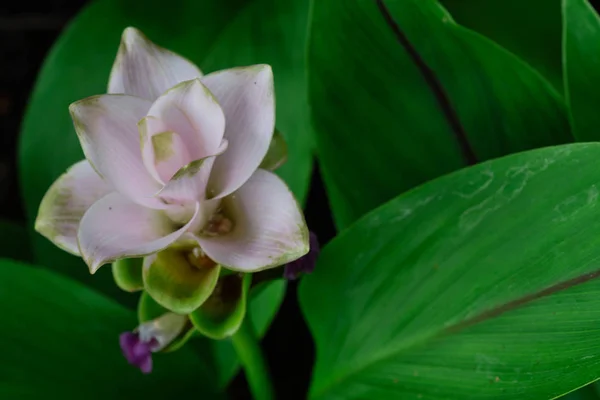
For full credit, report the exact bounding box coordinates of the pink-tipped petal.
[202,65,275,199]
[69,94,164,208]
[77,192,200,273]
[108,27,202,101]
[196,169,308,272]
[147,79,225,164]
[139,116,192,183]
[35,160,112,255]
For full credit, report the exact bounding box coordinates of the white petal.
[202,65,275,199]
[147,79,226,165]
[77,192,200,273]
[35,160,112,255]
[195,169,308,272]
[138,313,187,352]
[157,140,228,204]
[139,117,192,183]
[108,27,202,101]
[69,94,163,208]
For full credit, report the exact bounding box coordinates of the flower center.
[187,247,218,269]
[202,212,233,236]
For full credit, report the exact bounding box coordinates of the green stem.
[231,317,275,400]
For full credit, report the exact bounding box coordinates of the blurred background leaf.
[563,0,600,141]
[0,219,32,262]
[441,0,563,90]
[301,143,600,399]
[0,259,222,398]
[19,0,313,303]
[308,0,571,231]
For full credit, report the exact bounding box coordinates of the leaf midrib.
[374,0,477,166]
[312,267,600,398]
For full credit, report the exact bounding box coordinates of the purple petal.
[137,354,154,374]
[119,332,138,362]
[284,231,320,280]
[119,331,156,374]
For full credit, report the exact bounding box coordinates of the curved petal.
[139,116,192,183]
[147,79,225,166]
[35,160,112,255]
[202,65,275,199]
[157,140,228,204]
[77,192,200,273]
[69,94,163,207]
[195,169,308,272]
[108,27,202,101]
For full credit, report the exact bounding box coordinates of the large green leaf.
[441,0,563,90]
[308,0,571,230]
[301,143,600,399]
[19,0,313,299]
[0,259,222,398]
[563,0,600,141]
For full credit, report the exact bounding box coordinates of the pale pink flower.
[35,27,308,275]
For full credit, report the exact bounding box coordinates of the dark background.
[0,1,336,399]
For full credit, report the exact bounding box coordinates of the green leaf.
[190,274,251,340]
[0,259,222,398]
[441,0,563,90]
[300,143,600,399]
[308,0,571,230]
[563,0,600,141]
[0,219,32,262]
[19,0,313,300]
[143,249,221,314]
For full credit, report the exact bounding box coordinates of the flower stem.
[231,317,275,400]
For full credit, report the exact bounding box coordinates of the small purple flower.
[119,313,187,373]
[119,331,157,374]
[284,231,320,280]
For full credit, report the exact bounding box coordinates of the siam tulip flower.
[35,27,310,314]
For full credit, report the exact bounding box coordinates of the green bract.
[143,248,221,314]
[112,257,144,292]
[190,274,252,340]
